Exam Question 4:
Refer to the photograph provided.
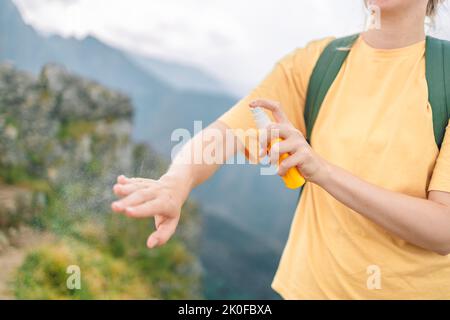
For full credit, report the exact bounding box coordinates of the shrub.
[14,240,154,300]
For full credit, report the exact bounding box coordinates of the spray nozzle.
[250,107,272,129]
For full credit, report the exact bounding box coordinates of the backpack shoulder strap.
[304,34,360,142]
[426,36,450,149]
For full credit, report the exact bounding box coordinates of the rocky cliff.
[0,63,202,299]
[0,63,133,184]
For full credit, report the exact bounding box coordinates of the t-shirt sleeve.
[429,121,450,193]
[218,37,334,162]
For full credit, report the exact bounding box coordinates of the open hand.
[111,175,182,249]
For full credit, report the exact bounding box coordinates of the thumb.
[147,219,177,249]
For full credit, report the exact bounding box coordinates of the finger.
[111,188,156,212]
[117,175,151,185]
[147,219,178,249]
[266,123,307,145]
[154,215,166,230]
[124,199,167,219]
[268,139,298,166]
[278,152,304,177]
[265,123,292,145]
[113,182,148,197]
[258,128,268,158]
[249,99,289,124]
[129,177,151,183]
[117,175,129,185]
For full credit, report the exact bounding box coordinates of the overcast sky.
[13,0,450,95]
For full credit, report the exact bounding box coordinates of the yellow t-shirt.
[219,35,450,299]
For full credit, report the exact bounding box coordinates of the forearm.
[161,120,238,204]
[317,163,450,255]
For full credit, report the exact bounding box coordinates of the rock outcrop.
[0,63,202,299]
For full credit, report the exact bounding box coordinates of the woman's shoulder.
[290,36,335,62]
[277,37,336,78]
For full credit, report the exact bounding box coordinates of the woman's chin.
[368,0,413,14]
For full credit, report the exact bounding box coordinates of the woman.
[111,0,450,299]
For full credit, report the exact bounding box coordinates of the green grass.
[0,165,50,193]
[57,121,97,141]
[14,240,154,300]
[0,165,32,185]
[14,186,202,300]
[3,114,19,129]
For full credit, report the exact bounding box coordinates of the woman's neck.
[362,9,426,49]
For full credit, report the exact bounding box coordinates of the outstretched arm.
[111,120,240,249]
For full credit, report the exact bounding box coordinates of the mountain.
[200,213,282,300]
[0,0,298,299]
[0,0,232,145]
[129,53,228,94]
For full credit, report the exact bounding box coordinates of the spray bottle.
[251,107,306,189]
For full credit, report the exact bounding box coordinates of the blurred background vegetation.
[0,61,202,299]
[0,0,287,299]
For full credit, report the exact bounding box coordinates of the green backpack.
[304,34,450,149]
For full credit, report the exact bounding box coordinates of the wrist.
[313,160,334,187]
[159,171,193,205]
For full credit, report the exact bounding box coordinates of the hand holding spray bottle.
[251,107,306,189]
